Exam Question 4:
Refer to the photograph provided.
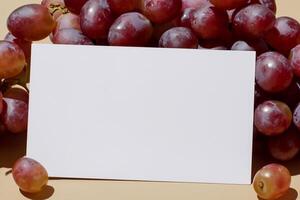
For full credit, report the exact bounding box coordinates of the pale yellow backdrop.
[1,1,300,200]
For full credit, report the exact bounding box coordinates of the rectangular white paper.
[27,44,256,184]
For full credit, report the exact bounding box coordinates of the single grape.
[141,0,182,24]
[181,0,210,10]
[231,39,268,55]
[108,12,153,46]
[253,163,291,200]
[0,41,26,79]
[2,98,28,134]
[179,8,196,28]
[108,0,140,15]
[80,0,114,40]
[294,104,300,130]
[4,85,29,104]
[268,129,300,161]
[290,45,300,78]
[256,52,293,93]
[4,33,32,62]
[254,100,292,136]
[7,4,56,41]
[64,0,88,14]
[191,5,230,40]
[159,27,198,48]
[52,28,94,45]
[231,41,255,51]
[41,0,67,20]
[54,13,81,35]
[251,0,276,13]
[209,0,249,10]
[265,17,300,56]
[233,4,275,39]
[12,157,48,193]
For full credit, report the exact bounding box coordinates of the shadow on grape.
[0,132,26,168]
[20,185,55,200]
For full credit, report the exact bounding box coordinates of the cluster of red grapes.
[1,0,300,198]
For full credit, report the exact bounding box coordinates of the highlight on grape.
[0,0,299,197]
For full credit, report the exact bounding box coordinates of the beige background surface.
[1,1,300,199]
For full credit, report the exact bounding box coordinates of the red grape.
[253,163,291,200]
[251,0,277,14]
[233,4,275,39]
[12,157,48,193]
[108,12,153,46]
[159,27,198,48]
[108,0,140,15]
[294,104,300,130]
[141,0,182,24]
[179,8,196,28]
[231,41,255,51]
[4,85,29,104]
[54,13,81,35]
[4,33,32,62]
[231,39,268,55]
[64,0,88,14]
[41,0,67,20]
[181,0,210,10]
[80,0,114,40]
[209,0,249,10]
[191,5,230,40]
[265,17,300,56]
[7,4,56,41]
[254,100,292,136]
[256,52,293,93]
[268,129,300,161]
[0,41,26,79]
[2,98,28,134]
[53,28,94,45]
[290,45,300,78]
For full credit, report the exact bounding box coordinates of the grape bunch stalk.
[0,0,299,198]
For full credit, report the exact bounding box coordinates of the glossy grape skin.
[41,0,66,20]
[268,129,300,161]
[253,164,291,200]
[181,0,210,10]
[12,157,48,193]
[256,52,293,93]
[4,85,29,104]
[265,17,300,56]
[80,0,114,40]
[251,0,277,14]
[0,41,26,79]
[209,0,248,10]
[191,5,230,40]
[4,33,32,62]
[231,41,255,51]
[64,0,88,14]
[294,104,300,130]
[141,0,182,24]
[54,13,81,35]
[108,12,153,46]
[290,45,300,78]
[159,27,198,48]
[53,29,94,45]
[108,0,140,15]
[2,98,28,134]
[254,101,292,136]
[7,4,56,41]
[233,4,275,39]
[179,8,196,28]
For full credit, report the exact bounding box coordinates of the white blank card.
[27,44,255,184]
